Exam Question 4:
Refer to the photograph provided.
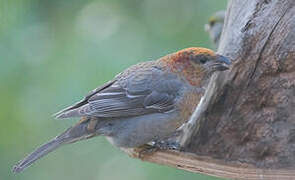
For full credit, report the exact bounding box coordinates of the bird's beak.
[212,54,231,71]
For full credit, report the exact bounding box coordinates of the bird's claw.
[133,144,155,159]
[134,141,180,159]
[151,140,180,151]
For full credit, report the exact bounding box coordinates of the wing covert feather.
[55,62,185,119]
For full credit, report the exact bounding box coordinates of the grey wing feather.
[53,80,115,118]
[143,91,175,111]
[55,64,184,119]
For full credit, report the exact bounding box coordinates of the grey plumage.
[13,47,231,173]
[55,61,184,119]
[13,120,94,173]
[13,60,192,173]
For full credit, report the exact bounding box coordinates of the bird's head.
[205,10,226,47]
[163,47,231,86]
[186,47,231,72]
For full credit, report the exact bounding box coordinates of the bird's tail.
[12,119,96,173]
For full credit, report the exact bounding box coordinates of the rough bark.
[126,0,295,179]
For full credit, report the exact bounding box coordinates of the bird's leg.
[133,130,182,158]
[133,139,180,159]
[132,144,154,159]
[151,140,180,151]
[149,130,182,151]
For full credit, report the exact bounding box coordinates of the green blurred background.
[0,0,227,179]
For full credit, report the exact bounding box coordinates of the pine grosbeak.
[13,47,231,173]
[205,11,226,48]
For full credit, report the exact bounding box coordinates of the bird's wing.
[53,80,116,118]
[54,63,185,119]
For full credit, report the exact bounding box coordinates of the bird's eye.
[209,19,216,26]
[199,57,207,64]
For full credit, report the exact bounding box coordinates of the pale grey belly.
[97,111,180,148]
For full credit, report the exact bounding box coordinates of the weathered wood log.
[126,0,295,179]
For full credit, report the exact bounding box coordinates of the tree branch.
[124,149,295,180]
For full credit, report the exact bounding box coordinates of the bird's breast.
[175,88,204,126]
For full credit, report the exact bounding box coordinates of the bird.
[13,47,231,173]
[205,10,226,48]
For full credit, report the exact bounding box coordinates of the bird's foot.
[151,140,180,151]
[133,144,154,159]
[134,141,180,159]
